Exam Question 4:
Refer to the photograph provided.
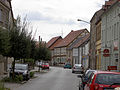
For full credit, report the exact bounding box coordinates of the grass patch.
[0,81,10,90]
[30,72,35,78]
[2,75,23,83]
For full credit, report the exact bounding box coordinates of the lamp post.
[77,19,90,24]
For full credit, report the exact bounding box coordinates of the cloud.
[12,0,106,41]
[27,11,76,25]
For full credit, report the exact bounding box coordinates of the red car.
[84,71,120,90]
[41,63,49,69]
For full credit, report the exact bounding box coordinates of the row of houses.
[47,0,120,71]
[89,0,120,72]
[47,29,90,70]
[0,0,14,76]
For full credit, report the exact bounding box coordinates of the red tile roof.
[46,36,62,48]
[102,0,117,10]
[50,38,63,50]
[55,29,87,48]
[73,34,90,48]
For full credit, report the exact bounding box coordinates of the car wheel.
[72,71,74,73]
[79,87,81,90]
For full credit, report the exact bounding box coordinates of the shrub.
[1,77,12,82]
[30,72,34,78]
[14,75,23,82]
[2,75,23,83]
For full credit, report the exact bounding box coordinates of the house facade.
[90,9,104,69]
[73,34,90,70]
[0,0,14,76]
[101,0,120,71]
[54,29,89,66]
[46,36,63,65]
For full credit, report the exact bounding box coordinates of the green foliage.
[2,77,12,82]
[14,75,23,82]
[0,27,11,56]
[36,41,51,61]
[0,81,4,90]
[25,59,34,63]
[30,72,34,78]
[0,81,10,90]
[2,75,23,83]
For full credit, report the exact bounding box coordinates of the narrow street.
[6,67,80,90]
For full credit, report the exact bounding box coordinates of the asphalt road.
[7,67,81,90]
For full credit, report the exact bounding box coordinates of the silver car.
[72,64,84,73]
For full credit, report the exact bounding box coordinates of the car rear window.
[95,74,120,85]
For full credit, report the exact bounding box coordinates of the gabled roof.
[73,34,90,48]
[55,29,88,48]
[46,36,62,48]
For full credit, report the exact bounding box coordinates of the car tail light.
[94,84,99,90]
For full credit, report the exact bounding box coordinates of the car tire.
[79,87,81,90]
[72,71,74,73]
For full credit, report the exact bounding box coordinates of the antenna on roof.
[61,29,63,37]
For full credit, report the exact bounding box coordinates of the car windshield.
[15,64,28,70]
[95,74,120,85]
[85,71,95,78]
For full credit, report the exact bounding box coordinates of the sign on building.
[103,48,110,57]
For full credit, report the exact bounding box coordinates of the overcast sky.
[11,0,106,42]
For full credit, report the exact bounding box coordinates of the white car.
[72,64,84,73]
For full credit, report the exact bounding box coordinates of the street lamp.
[77,19,90,24]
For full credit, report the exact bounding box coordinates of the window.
[88,73,95,84]
[95,74,120,85]
[0,9,2,21]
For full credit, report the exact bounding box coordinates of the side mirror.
[77,75,82,78]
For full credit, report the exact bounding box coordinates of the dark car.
[84,71,120,90]
[10,64,30,80]
[78,69,96,90]
[64,63,72,69]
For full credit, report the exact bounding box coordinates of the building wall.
[96,21,101,70]
[0,0,14,76]
[0,0,12,28]
[90,16,96,69]
[53,47,67,65]
[101,2,120,71]
[73,48,78,65]
[90,9,104,69]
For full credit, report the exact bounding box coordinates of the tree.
[0,27,11,56]
[9,16,33,78]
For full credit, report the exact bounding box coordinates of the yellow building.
[96,21,101,70]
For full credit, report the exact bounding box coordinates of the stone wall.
[0,55,13,75]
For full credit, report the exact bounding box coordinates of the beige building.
[54,29,89,66]
[0,0,14,76]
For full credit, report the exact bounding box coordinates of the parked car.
[9,63,30,80]
[77,70,96,90]
[41,63,49,69]
[72,64,84,73]
[64,63,72,69]
[84,71,120,90]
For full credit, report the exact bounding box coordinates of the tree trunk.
[12,58,15,79]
